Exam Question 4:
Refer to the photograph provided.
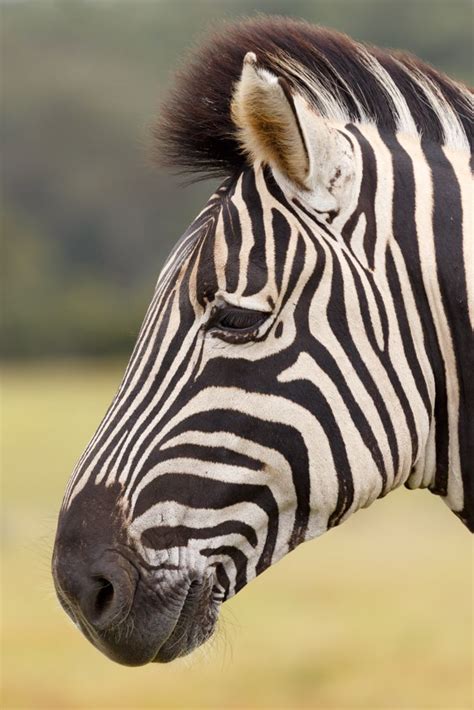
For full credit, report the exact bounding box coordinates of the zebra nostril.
[83,566,136,632]
[92,577,115,621]
[53,552,138,634]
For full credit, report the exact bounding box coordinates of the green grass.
[1,362,473,709]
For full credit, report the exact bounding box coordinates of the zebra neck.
[394,135,473,527]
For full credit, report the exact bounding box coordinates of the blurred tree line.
[2,0,472,358]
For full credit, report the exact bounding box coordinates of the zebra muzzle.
[52,484,219,665]
[52,542,218,665]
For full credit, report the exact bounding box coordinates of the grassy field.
[1,362,473,709]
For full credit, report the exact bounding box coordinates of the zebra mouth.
[65,574,220,666]
[152,578,220,663]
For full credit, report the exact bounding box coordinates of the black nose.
[53,548,138,633]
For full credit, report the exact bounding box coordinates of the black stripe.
[196,217,219,306]
[342,125,378,270]
[145,443,263,473]
[422,138,473,500]
[142,521,258,550]
[272,208,291,294]
[385,246,432,417]
[213,564,230,599]
[241,168,268,296]
[200,546,248,592]
[222,180,242,294]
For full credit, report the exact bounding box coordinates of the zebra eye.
[208,305,268,335]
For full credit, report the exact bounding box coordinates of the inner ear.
[278,76,311,172]
[231,53,310,189]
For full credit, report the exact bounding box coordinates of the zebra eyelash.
[204,304,270,342]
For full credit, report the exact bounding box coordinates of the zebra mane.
[155,16,473,179]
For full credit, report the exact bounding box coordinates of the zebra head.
[52,20,472,666]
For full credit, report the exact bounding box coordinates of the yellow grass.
[1,362,473,709]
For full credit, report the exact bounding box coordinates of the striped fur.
[53,19,473,664]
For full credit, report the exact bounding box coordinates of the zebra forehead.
[153,16,472,180]
[162,167,250,265]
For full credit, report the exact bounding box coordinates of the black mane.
[155,16,472,179]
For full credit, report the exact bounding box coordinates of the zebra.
[52,17,473,666]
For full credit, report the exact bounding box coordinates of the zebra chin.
[84,575,219,666]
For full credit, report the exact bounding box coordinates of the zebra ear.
[231,53,354,209]
[231,52,310,189]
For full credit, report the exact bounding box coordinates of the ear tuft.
[231,56,310,188]
[243,51,257,66]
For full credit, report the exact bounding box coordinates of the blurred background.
[1,1,472,708]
